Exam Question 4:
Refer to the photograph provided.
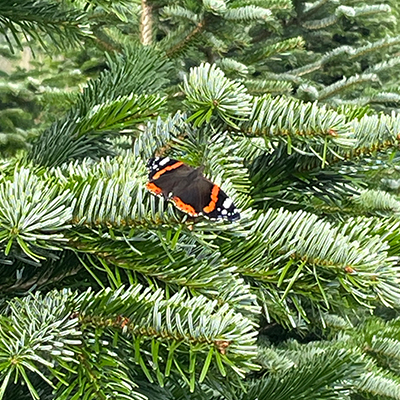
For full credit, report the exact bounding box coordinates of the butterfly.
[146,157,240,221]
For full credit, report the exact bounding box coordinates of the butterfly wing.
[146,157,194,198]
[146,157,240,221]
[172,175,240,221]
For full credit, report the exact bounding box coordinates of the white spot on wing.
[223,198,233,209]
[159,157,170,166]
[221,209,228,216]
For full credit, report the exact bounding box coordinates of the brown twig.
[166,20,205,57]
[140,0,153,45]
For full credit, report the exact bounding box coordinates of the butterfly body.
[146,157,240,221]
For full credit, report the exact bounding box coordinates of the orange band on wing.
[146,182,163,195]
[172,196,198,216]
[203,185,220,213]
[153,161,184,180]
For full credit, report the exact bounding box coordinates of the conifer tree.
[2,1,400,399]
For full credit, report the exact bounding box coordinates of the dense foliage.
[1,0,400,399]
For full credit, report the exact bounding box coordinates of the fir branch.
[340,217,400,258]
[338,4,392,19]
[222,6,272,21]
[0,167,73,263]
[78,285,259,386]
[291,45,354,77]
[350,189,400,217]
[244,79,293,95]
[28,114,116,169]
[58,153,176,226]
[349,36,400,60]
[356,370,400,400]
[242,94,355,161]
[0,0,90,52]
[164,20,205,58]
[183,63,252,128]
[68,0,138,22]
[370,337,400,362]
[303,4,392,31]
[337,93,400,107]
[349,112,399,157]
[215,58,249,77]
[366,57,400,75]
[79,46,172,108]
[203,32,228,53]
[231,0,292,12]
[0,291,83,400]
[221,209,400,312]
[75,93,166,133]
[162,6,201,24]
[303,0,331,16]
[243,37,305,64]
[318,74,380,101]
[297,83,319,101]
[242,348,360,400]
[202,0,227,15]
[263,72,303,85]
[28,45,172,167]
[369,93,400,105]
[248,145,361,212]
[302,14,338,30]
[132,112,187,161]
[55,341,146,400]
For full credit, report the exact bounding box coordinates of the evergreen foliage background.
[1,0,400,399]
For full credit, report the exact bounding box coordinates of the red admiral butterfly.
[146,157,240,221]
